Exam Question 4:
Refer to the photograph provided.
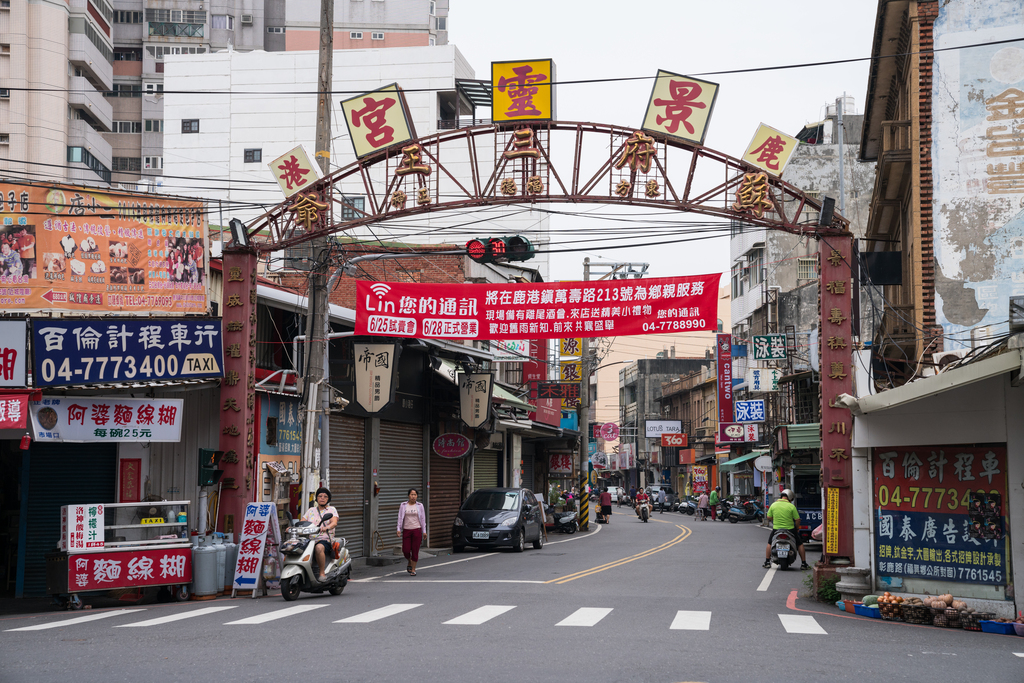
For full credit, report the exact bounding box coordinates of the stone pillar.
[218,247,258,536]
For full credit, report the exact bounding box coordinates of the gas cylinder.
[222,533,238,593]
[212,533,227,595]
[192,543,219,598]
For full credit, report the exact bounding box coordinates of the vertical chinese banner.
[820,235,854,558]
[716,334,733,424]
[219,248,258,536]
[354,343,400,413]
[119,458,141,502]
[524,340,560,427]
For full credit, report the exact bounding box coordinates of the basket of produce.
[897,596,931,625]
[979,620,1017,635]
[876,594,903,621]
[854,603,881,619]
[960,611,995,631]
[931,607,959,628]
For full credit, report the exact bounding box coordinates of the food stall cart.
[46,500,193,609]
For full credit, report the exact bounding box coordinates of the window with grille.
[104,84,142,98]
[113,121,142,133]
[748,248,764,286]
[114,49,142,61]
[341,196,365,221]
[371,32,384,40]
[266,26,284,33]
[114,10,141,23]
[144,119,163,133]
[244,148,262,163]
[112,157,142,172]
[181,119,200,134]
[350,31,362,39]
[797,257,818,281]
[436,17,446,30]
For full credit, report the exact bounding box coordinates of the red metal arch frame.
[245,121,850,252]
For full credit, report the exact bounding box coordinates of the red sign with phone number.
[356,275,720,341]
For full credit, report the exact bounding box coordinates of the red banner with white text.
[356,274,721,340]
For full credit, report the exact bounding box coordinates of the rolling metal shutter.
[428,453,461,547]
[328,415,365,558]
[22,443,116,597]
[473,450,499,489]
[378,421,424,538]
[522,455,535,494]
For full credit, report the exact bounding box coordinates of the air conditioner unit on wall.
[932,349,968,372]
[240,14,253,24]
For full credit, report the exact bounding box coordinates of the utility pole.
[300,0,334,509]
[578,257,591,531]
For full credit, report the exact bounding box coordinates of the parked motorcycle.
[636,500,650,522]
[545,505,578,534]
[279,513,352,601]
[678,498,697,515]
[769,528,798,570]
[726,500,765,524]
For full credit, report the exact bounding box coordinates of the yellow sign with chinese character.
[559,338,582,357]
[341,83,416,159]
[741,123,800,176]
[268,145,322,198]
[559,359,582,409]
[642,70,719,145]
[826,486,839,554]
[491,59,555,123]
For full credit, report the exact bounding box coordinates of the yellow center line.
[546,524,692,584]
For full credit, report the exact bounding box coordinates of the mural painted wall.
[933,1,1024,346]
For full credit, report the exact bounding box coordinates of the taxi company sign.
[355,274,721,341]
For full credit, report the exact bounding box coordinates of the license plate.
[472,531,489,540]
[777,548,789,557]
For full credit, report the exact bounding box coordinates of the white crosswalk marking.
[778,614,827,634]
[335,603,422,624]
[5,609,146,632]
[225,603,329,625]
[670,610,712,630]
[115,605,237,628]
[443,605,515,625]
[556,607,613,627]
[1014,653,1024,658]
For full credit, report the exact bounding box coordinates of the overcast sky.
[449,0,879,282]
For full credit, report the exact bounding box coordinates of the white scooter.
[279,512,352,601]
[636,500,650,522]
[769,528,798,570]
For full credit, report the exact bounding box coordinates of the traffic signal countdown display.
[466,236,535,264]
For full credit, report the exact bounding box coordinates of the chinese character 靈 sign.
[492,59,555,123]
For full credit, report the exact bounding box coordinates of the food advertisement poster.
[872,445,1007,585]
[0,182,208,314]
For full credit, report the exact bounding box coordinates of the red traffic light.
[466,238,488,262]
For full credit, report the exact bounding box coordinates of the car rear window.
[463,490,520,511]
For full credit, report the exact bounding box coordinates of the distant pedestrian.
[629,486,636,505]
[709,486,720,521]
[697,491,710,521]
[538,494,549,541]
[397,487,425,576]
[599,488,612,523]
[657,488,666,514]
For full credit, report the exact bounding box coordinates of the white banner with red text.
[29,396,184,442]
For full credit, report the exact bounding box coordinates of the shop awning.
[782,423,821,450]
[719,449,768,470]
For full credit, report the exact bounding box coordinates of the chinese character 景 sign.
[354,343,399,413]
[872,445,1007,585]
[751,334,787,360]
[0,320,27,386]
[30,397,184,442]
[734,399,765,423]
[61,504,105,550]
[642,70,719,145]
[356,274,721,341]
[716,333,733,423]
[459,372,493,428]
[32,318,223,387]
[0,182,209,315]
[741,124,799,176]
[341,84,416,158]
[65,548,191,592]
[233,502,276,589]
[268,145,322,198]
[492,59,555,123]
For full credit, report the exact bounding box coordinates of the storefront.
[845,346,1023,618]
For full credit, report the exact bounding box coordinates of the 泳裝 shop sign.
[32,318,223,387]
[872,445,1008,585]
[355,274,721,341]
[29,396,184,442]
[0,181,208,315]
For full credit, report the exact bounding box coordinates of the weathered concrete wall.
[932,0,1024,347]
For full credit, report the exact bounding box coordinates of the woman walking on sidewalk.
[697,491,709,521]
[397,488,426,576]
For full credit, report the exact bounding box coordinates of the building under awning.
[719,449,768,470]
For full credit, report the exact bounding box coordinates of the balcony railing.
[879,304,916,342]
[149,22,204,37]
[881,120,911,155]
[437,118,492,130]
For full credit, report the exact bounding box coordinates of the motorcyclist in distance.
[634,487,650,517]
[764,489,809,570]
[303,487,338,581]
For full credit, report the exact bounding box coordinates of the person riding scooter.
[303,487,338,581]
[763,489,809,570]
[634,487,650,517]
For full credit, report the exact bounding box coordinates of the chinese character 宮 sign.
[341,84,416,159]
[492,59,555,123]
[30,396,184,442]
[872,445,1007,585]
[354,343,399,413]
[356,274,721,341]
[741,124,799,176]
[751,334,787,360]
[642,70,719,145]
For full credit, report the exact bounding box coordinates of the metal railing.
[881,120,911,155]
[437,118,491,130]
[879,304,916,342]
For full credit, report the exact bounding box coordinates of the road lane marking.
[5,609,146,631]
[1014,653,1024,658]
[556,607,613,627]
[443,605,515,625]
[352,552,500,581]
[778,614,827,634]
[224,604,328,624]
[757,566,777,592]
[670,610,712,630]
[375,579,545,584]
[547,524,691,584]
[114,605,237,627]
[335,603,421,623]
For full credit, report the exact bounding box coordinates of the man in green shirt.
[763,489,808,570]
[709,486,720,521]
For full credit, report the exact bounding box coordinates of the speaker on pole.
[818,196,836,227]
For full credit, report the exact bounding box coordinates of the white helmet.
[782,489,796,501]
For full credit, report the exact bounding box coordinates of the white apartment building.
[159,44,550,279]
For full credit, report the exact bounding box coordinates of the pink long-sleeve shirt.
[397,501,426,534]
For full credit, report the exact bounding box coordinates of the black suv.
[452,488,544,553]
